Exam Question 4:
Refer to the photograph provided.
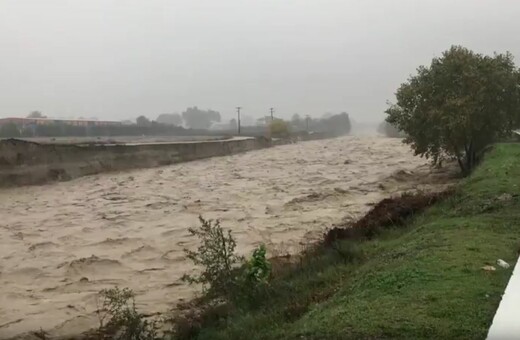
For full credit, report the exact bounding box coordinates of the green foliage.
[244,244,271,285]
[269,119,290,138]
[97,287,159,340]
[182,107,221,129]
[324,112,351,136]
[27,111,45,118]
[156,113,183,126]
[193,144,520,339]
[136,115,152,126]
[182,216,243,298]
[330,240,364,263]
[386,45,520,174]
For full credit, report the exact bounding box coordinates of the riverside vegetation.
[34,45,520,339]
[178,143,520,339]
[88,143,520,339]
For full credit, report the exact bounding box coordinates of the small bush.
[270,119,290,138]
[97,287,159,340]
[182,216,243,298]
[244,244,271,285]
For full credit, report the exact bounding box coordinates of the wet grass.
[187,144,520,340]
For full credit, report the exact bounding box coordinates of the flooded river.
[0,136,454,338]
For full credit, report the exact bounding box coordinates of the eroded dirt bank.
[0,136,457,338]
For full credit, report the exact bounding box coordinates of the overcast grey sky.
[1,0,520,122]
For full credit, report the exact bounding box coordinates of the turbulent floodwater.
[0,136,455,338]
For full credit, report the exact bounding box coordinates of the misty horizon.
[2,0,520,123]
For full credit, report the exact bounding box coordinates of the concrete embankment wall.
[0,137,271,187]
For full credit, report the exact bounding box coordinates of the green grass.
[191,144,520,340]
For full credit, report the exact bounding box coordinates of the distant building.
[0,117,123,128]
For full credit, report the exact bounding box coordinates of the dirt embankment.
[324,189,453,244]
[0,133,335,188]
[0,137,271,187]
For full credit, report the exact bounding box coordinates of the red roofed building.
[0,117,122,127]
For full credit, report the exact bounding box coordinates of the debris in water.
[334,187,348,194]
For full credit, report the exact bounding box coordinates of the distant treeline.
[0,111,352,139]
[290,112,352,135]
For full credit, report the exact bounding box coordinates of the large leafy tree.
[136,115,151,126]
[182,106,221,129]
[386,46,520,174]
[326,112,351,135]
[27,111,46,118]
[156,113,183,126]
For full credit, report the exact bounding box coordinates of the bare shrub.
[181,216,243,298]
[97,287,159,340]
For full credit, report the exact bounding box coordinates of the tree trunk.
[457,157,467,175]
[462,142,477,176]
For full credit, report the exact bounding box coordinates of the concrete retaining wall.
[0,137,271,187]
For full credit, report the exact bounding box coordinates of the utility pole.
[306,115,310,132]
[269,107,274,122]
[236,106,242,135]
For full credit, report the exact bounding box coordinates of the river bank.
[191,143,520,339]
[0,136,456,339]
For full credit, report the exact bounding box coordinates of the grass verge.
[188,143,520,340]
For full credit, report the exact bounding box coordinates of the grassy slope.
[195,144,520,340]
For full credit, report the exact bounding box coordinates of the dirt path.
[0,136,455,338]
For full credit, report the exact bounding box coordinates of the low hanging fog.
[1,0,520,123]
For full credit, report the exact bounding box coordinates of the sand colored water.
[0,136,455,338]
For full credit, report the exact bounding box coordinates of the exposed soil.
[324,189,453,244]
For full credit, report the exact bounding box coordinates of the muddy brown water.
[0,136,456,338]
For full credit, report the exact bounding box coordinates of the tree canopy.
[270,119,290,138]
[324,112,351,135]
[156,113,182,126]
[136,115,151,126]
[386,46,520,174]
[27,111,45,118]
[182,107,221,129]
